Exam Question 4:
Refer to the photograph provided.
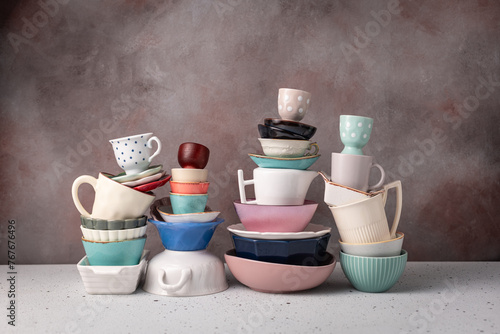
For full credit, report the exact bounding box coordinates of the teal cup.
[81,236,146,266]
[169,192,208,214]
[339,115,373,155]
[340,249,407,293]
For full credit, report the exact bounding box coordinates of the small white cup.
[109,133,162,175]
[331,153,385,192]
[238,168,318,205]
[278,88,311,121]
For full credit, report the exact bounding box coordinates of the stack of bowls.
[320,117,408,292]
[225,88,336,293]
[143,142,228,297]
[72,132,169,294]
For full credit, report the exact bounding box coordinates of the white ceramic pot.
[142,250,228,296]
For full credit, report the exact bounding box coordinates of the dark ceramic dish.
[80,215,147,230]
[258,124,309,140]
[231,233,331,266]
[264,118,317,140]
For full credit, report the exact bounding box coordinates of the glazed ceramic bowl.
[258,124,309,140]
[248,154,320,170]
[77,250,149,295]
[225,249,336,293]
[233,200,318,232]
[169,192,208,214]
[169,181,210,194]
[264,118,317,140]
[258,138,318,158]
[80,215,147,230]
[158,205,220,223]
[148,218,223,251]
[80,225,147,242]
[177,142,210,169]
[339,232,404,257]
[171,168,208,182]
[81,236,147,266]
[340,250,407,293]
[231,233,331,265]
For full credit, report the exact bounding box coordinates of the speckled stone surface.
[0,0,499,263]
[1,262,499,333]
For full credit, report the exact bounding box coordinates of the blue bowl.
[231,233,331,266]
[148,218,224,251]
[81,236,146,266]
[248,154,320,170]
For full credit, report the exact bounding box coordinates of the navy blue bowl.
[231,233,331,266]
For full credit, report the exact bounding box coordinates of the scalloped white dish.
[80,225,147,242]
[158,205,220,223]
[227,223,331,240]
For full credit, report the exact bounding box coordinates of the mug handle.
[71,175,97,217]
[147,136,162,163]
[381,180,403,239]
[158,267,192,293]
[367,163,386,191]
[237,169,257,204]
[305,142,319,156]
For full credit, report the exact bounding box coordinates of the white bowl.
[158,205,220,223]
[339,232,404,257]
[80,225,147,242]
[258,138,317,158]
[77,250,149,295]
[171,168,208,182]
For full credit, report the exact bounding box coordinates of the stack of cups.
[72,133,167,294]
[224,89,336,293]
[321,116,407,293]
[143,142,228,297]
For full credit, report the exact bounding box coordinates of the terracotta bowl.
[170,181,209,194]
[225,249,336,293]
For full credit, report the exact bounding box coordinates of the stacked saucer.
[143,142,228,297]
[321,116,407,293]
[72,132,168,294]
[225,88,336,293]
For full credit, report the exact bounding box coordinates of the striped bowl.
[340,250,407,293]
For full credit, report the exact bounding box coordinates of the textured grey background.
[0,0,499,264]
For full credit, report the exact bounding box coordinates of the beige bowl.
[339,232,404,257]
[171,168,208,182]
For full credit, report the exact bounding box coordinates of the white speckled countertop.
[1,262,499,333]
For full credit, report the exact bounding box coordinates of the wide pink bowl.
[233,200,318,232]
[225,249,336,293]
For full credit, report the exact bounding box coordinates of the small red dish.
[134,174,171,192]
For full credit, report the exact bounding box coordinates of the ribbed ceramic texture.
[80,225,147,242]
[340,250,407,293]
[80,215,147,230]
[336,220,390,244]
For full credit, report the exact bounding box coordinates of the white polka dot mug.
[109,133,162,175]
[339,115,373,155]
[278,88,311,122]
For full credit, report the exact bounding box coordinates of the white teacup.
[238,168,318,205]
[331,153,385,192]
[258,138,319,158]
[109,133,162,175]
[72,173,155,220]
[328,180,402,243]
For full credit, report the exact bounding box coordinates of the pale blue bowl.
[81,236,146,266]
[340,250,407,293]
[248,154,320,170]
[169,192,208,214]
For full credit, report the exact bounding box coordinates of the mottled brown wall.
[1,0,499,263]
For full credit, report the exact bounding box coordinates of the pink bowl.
[225,249,336,293]
[170,181,210,194]
[233,200,318,232]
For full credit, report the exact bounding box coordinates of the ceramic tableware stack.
[143,142,228,297]
[225,88,337,293]
[72,132,168,294]
[321,116,407,293]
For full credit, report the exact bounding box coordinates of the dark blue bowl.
[231,233,331,266]
[148,218,224,251]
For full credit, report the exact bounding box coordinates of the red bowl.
[170,181,210,194]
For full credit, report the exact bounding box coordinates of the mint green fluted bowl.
[340,250,407,293]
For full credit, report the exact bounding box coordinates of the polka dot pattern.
[110,133,161,174]
[277,88,311,122]
[339,115,374,155]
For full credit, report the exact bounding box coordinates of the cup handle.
[367,163,386,191]
[382,180,403,239]
[158,268,192,293]
[305,142,319,156]
[147,136,162,163]
[71,175,97,217]
[237,169,256,204]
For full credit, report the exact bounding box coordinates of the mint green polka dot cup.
[339,115,373,155]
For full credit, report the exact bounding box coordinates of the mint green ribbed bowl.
[340,250,407,293]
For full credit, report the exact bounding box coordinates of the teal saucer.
[248,154,320,170]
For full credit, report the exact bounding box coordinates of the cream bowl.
[339,232,404,257]
[171,168,208,182]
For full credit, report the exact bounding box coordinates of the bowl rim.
[158,205,220,217]
[263,118,316,129]
[169,192,209,197]
[340,249,408,259]
[257,138,311,144]
[339,232,404,246]
[81,236,147,244]
[248,153,320,161]
[169,181,210,185]
[148,217,224,227]
[225,249,336,268]
[233,199,318,207]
